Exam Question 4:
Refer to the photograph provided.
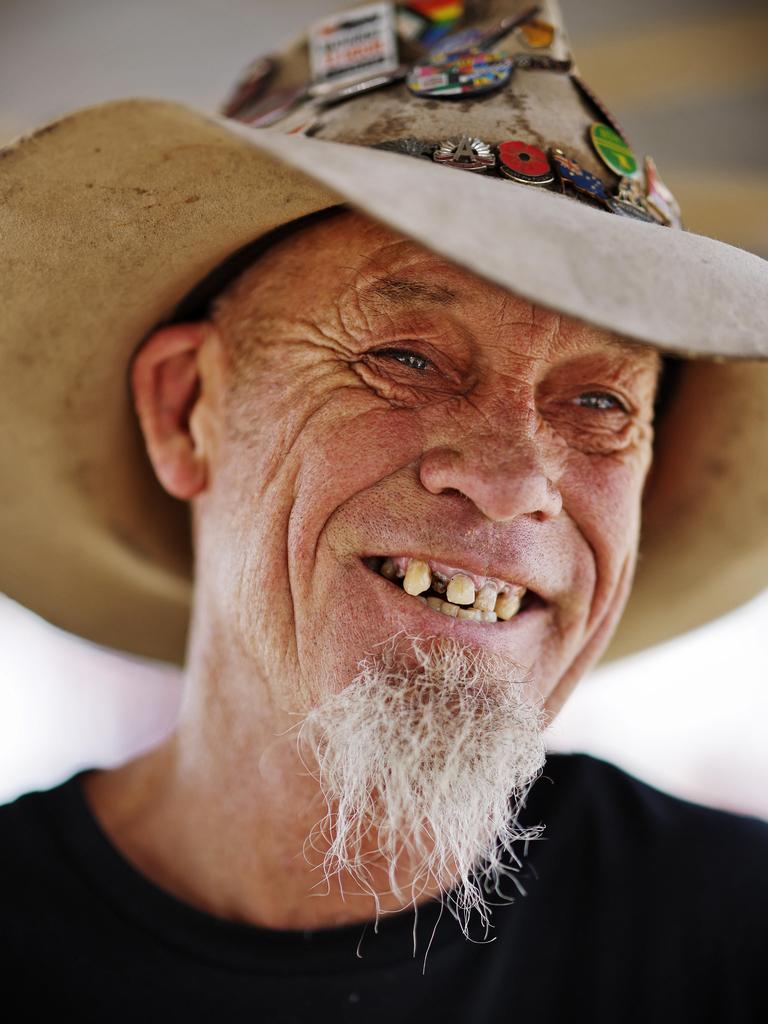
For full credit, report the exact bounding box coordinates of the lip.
[359,557,551,650]
[360,550,544,600]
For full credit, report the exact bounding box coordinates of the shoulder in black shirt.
[1,752,766,1023]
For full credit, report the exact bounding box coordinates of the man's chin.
[295,631,548,935]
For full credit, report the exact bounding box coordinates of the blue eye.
[576,391,628,412]
[375,348,431,372]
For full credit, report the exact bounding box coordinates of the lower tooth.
[457,608,482,621]
[419,591,499,623]
[495,591,522,620]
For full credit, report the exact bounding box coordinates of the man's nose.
[418,426,563,524]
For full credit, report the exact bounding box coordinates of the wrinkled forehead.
[240,207,660,366]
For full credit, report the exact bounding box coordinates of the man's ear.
[130,322,212,500]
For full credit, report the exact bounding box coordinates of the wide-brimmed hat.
[1,0,766,668]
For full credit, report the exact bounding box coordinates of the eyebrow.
[363,276,658,361]
[364,276,459,307]
[604,336,660,361]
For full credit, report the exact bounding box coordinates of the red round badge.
[498,140,554,185]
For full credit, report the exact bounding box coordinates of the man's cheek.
[293,402,426,500]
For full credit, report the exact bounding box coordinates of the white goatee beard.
[295,631,549,942]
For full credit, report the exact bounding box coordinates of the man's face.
[199,209,661,723]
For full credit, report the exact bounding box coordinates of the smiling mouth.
[362,556,543,624]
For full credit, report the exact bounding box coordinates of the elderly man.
[1,1,767,1020]
[108,203,661,927]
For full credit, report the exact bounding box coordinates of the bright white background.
[1,1,766,812]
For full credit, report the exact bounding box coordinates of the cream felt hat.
[0,0,766,668]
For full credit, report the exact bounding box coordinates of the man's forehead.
[345,250,657,364]
[231,209,659,365]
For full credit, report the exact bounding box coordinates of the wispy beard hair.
[295,630,549,950]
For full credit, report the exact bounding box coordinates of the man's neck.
[79,715,445,931]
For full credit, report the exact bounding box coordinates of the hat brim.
[1,98,766,666]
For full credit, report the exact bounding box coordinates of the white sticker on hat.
[309,2,399,85]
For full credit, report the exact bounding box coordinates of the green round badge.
[589,122,637,176]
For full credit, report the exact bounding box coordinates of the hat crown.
[221,0,679,226]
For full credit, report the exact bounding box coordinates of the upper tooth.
[474,582,498,612]
[446,574,475,605]
[495,591,522,620]
[380,558,399,581]
[404,559,432,596]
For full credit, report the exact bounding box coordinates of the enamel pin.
[516,18,555,49]
[551,148,608,205]
[245,85,309,128]
[407,51,513,98]
[309,2,399,87]
[607,176,658,222]
[644,155,683,228]
[590,122,638,177]
[498,140,554,184]
[433,135,496,171]
[221,56,277,119]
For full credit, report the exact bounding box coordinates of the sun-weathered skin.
[0,0,766,668]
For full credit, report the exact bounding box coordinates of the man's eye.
[374,348,431,372]
[574,391,628,412]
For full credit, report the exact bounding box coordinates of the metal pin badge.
[516,18,555,49]
[244,85,310,128]
[590,123,638,178]
[607,176,658,222]
[514,53,572,71]
[407,51,513,98]
[433,135,496,171]
[644,155,682,228]
[372,136,434,159]
[498,140,554,185]
[309,2,399,87]
[481,5,545,49]
[398,0,465,48]
[221,56,278,119]
[551,148,608,205]
[312,65,408,105]
[428,5,543,59]
[427,26,488,60]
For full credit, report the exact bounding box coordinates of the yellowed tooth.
[404,559,431,596]
[481,610,497,623]
[495,590,523,620]
[440,600,460,618]
[380,558,398,581]
[446,574,475,605]
[474,582,498,612]
[427,596,443,610]
[457,608,482,620]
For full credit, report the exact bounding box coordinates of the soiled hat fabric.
[0,0,766,668]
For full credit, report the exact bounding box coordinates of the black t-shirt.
[1,752,766,1022]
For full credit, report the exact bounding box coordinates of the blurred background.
[1,0,766,811]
